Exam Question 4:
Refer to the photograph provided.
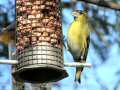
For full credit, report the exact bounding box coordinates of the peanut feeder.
[13,0,68,83]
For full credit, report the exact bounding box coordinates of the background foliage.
[0,0,120,90]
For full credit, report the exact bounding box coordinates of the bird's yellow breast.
[67,19,90,57]
[68,21,81,36]
[68,20,88,44]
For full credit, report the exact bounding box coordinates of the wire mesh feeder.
[13,0,68,83]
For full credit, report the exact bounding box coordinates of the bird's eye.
[78,10,84,15]
[79,12,83,14]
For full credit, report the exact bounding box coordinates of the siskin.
[67,10,91,83]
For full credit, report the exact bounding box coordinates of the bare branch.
[62,0,120,11]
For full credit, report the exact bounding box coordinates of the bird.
[0,22,15,45]
[67,10,90,83]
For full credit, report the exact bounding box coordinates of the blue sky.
[0,0,120,90]
[55,1,120,90]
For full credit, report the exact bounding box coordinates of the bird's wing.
[82,36,90,61]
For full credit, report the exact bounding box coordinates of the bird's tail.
[75,67,83,83]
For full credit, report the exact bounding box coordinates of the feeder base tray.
[12,64,68,83]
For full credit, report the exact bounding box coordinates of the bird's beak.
[72,11,79,17]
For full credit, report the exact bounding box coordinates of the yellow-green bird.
[67,10,90,83]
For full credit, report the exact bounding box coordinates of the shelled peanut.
[16,0,63,53]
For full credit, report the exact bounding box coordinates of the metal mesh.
[16,43,64,69]
[14,0,68,83]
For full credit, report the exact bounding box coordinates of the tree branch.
[62,0,120,11]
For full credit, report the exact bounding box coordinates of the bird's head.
[72,10,88,20]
